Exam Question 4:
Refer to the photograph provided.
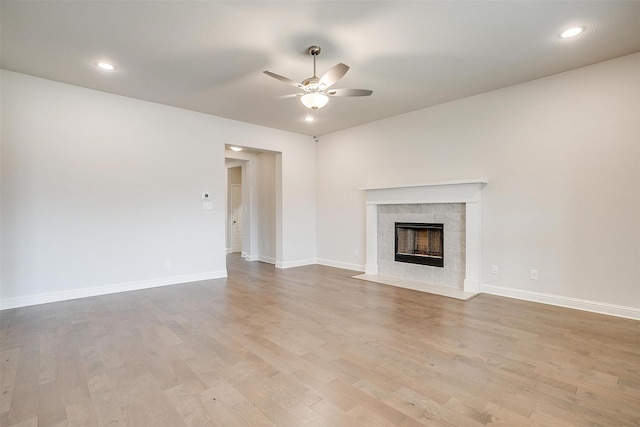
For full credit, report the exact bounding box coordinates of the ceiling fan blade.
[277,93,303,99]
[263,71,305,90]
[319,63,349,88]
[327,88,373,97]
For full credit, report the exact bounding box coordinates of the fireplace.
[361,181,486,294]
[395,222,444,267]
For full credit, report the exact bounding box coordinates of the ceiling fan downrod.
[308,45,321,78]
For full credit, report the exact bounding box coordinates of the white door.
[231,184,243,253]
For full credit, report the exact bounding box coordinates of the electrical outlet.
[165,258,172,268]
[530,269,538,280]
[353,249,358,258]
[491,265,498,274]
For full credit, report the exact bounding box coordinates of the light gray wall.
[316,53,640,312]
[1,70,315,307]
[1,70,225,302]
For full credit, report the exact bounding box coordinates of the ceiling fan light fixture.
[301,92,329,110]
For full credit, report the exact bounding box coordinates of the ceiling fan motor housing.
[302,77,321,90]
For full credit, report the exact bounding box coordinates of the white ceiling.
[2,1,639,136]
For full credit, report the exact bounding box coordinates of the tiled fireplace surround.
[378,203,465,287]
[362,181,486,294]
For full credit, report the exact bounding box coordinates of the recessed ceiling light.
[304,116,315,122]
[96,62,115,71]
[229,146,243,152]
[559,26,585,39]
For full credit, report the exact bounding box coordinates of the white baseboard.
[244,254,259,261]
[316,258,365,272]
[258,255,276,265]
[0,270,228,311]
[275,258,317,269]
[481,284,640,320]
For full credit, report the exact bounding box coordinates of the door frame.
[225,149,282,265]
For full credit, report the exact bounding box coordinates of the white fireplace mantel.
[362,180,487,294]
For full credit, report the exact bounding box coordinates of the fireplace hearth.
[395,222,444,267]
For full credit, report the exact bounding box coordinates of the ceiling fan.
[263,46,373,110]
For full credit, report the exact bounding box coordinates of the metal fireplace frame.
[394,222,444,267]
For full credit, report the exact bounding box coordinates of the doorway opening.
[225,147,281,267]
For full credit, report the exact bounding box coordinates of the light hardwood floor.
[1,255,639,426]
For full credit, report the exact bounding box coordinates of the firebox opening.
[395,222,444,267]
